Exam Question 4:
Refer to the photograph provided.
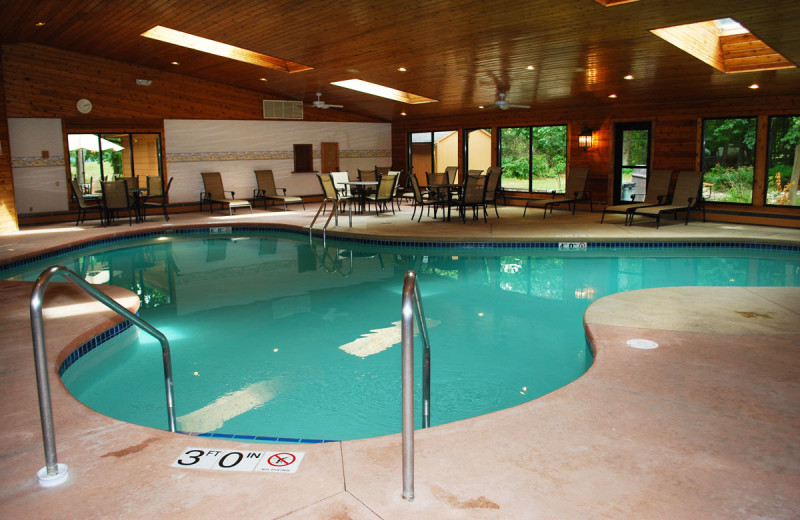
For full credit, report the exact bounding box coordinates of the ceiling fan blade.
[327,104,344,108]
[508,104,531,109]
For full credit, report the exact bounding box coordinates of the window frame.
[700,116,758,205]
[498,124,567,193]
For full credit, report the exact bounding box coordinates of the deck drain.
[626,339,658,349]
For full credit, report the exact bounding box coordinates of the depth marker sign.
[172,448,305,474]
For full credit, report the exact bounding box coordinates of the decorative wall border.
[166,149,391,163]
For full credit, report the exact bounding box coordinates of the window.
[465,128,492,175]
[765,115,800,207]
[408,130,458,184]
[499,125,567,192]
[68,132,162,193]
[701,117,757,204]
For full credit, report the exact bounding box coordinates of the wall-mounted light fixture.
[578,125,594,150]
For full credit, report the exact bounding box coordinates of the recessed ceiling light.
[171,61,180,66]
[259,77,268,82]
[332,79,437,104]
[478,105,485,109]
[397,67,407,72]
[35,22,46,27]
[401,112,407,116]
[608,93,618,98]
[141,25,313,73]
[526,65,535,70]
[749,83,760,89]
[624,74,634,80]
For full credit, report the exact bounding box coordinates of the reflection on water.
[5,233,799,440]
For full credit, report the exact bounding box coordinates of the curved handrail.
[30,265,176,483]
[401,270,431,502]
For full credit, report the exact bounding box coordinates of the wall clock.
[76,98,93,114]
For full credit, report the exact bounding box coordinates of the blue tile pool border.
[2,224,799,274]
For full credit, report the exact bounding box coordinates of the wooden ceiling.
[1,0,798,122]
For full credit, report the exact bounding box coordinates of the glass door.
[612,122,651,204]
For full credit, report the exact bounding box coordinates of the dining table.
[342,180,379,214]
[426,182,462,221]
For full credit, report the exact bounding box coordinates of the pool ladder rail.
[401,270,432,502]
[308,197,352,246]
[29,265,177,487]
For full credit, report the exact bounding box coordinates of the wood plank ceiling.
[1,0,798,122]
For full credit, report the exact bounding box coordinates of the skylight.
[331,79,437,104]
[141,26,313,73]
[651,18,796,73]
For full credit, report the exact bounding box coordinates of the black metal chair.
[142,176,173,221]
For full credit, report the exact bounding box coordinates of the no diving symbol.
[268,453,296,467]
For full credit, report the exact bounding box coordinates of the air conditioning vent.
[262,100,304,120]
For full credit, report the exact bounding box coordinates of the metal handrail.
[30,265,176,485]
[401,270,431,502]
[309,197,352,246]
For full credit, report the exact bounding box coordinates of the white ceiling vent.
[262,100,303,120]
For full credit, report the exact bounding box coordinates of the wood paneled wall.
[0,51,18,233]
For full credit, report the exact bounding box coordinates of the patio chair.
[601,169,672,225]
[315,173,352,227]
[452,173,488,223]
[200,171,252,215]
[101,179,134,226]
[330,171,351,197]
[70,179,103,225]
[484,166,502,218]
[444,166,459,184]
[630,170,706,228]
[142,176,173,222]
[253,169,305,211]
[408,174,439,222]
[365,174,397,215]
[523,167,591,218]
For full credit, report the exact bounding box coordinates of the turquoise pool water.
[5,231,799,442]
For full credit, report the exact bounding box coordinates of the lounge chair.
[200,172,252,215]
[70,179,103,225]
[630,170,705,228]
[142,176,173,221]
[253,169,305,210]
[601,169,672,225]
[523,167,591,218]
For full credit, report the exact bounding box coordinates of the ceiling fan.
[483,92,530,110]
[312,92,343,109]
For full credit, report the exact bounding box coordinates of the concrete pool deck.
[1,205,799,519]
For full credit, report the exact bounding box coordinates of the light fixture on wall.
[578,125,594,150]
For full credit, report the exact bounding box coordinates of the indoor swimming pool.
[4,229,799,442]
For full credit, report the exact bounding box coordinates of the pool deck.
[1,205,799,519]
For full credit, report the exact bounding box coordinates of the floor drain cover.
[626,339,658,349]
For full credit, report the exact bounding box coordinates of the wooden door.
[321,142,339,173]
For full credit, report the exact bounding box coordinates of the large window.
[499,125,567,192]
[701,117,756,204]
[68,132,163,194]
[465,128,492,175]
[765,115,800,207]
[408,130,458,185]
